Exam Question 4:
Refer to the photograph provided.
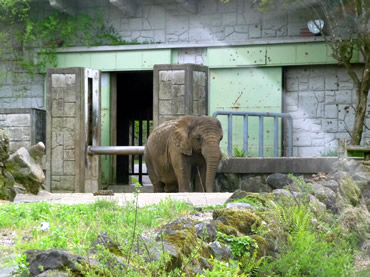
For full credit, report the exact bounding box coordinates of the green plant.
[217,232,256,258]
[233,145,246,157]
[198,257,243,277]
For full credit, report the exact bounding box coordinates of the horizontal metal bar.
[212,110,293,120]
[88,146,145,155]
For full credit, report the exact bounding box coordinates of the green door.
[209,67,282,157]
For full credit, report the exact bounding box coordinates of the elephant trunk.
[202,143,221,192]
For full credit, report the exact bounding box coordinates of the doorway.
[113,71,153,185]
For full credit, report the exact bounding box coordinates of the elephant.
[144,115,223,193]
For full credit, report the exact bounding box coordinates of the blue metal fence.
[212,111,293,157]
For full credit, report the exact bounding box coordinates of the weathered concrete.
[14,191,232,207]
[219,157,338,174]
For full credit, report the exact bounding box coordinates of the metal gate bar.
[212,110,293,157]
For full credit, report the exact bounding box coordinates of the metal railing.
[212,111,293,157]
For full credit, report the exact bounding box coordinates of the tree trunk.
[351,86,369,145]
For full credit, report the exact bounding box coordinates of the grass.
[0,198,196,268]
[0,187,363,276]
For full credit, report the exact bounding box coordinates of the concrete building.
[0,0,368,191]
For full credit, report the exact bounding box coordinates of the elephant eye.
[196,135,201,141]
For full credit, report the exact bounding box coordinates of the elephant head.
[171,115,223,192]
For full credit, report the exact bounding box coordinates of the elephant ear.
[172,116,193,156]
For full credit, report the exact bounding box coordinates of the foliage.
[199,257,243,277]
[0,0,143,79]
[258,228,354,277]
[231,196,263,208]
[254,0,370,145]
[217,232,256,258]
[287,174,313,195]
[233,145,246,157]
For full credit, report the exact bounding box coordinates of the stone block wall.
[75,0,307,45]
[154,64,208,127]
[0,109,46,152]
[285,65,370,157]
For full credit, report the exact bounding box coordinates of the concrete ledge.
[219,157,339,174]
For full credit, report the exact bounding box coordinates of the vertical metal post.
[259,116,264,157]
[243,115,248,156]
[288,117,293,157]
[138,119,143,185]
[274,116,279,157]
[228,114,233,156]
[131,120,135,177]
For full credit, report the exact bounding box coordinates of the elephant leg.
[153,181,165,193]
[194,164,206,192]
[176,163,192,192]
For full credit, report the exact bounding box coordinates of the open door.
[46,67,101,193]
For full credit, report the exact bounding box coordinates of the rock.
[240,176,272,193]
[208,241,233,261]
[352,172,370,207]
[155,218,210,272]
[6,146,45,194]
[311,183,337,213]
[28,142,45,162]
[250,235,267,258]
[215,173,240,192]
[226,202,257,209]
[0,266,18,277]
[330,159,360,174]
[24,249,93,277]
[0,171,15,201]
[194,222,217,242]
[35,270,69,276]
[272,189,300,201]
[91,232,123,256]
[213,208,261,235]
[318,180,339,193]
[337,175,361,207]
[225,190,267,206]
[266,173,292,189]
[0,129,15,202]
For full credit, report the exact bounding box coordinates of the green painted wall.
[207,42,359,68]
[209,67,282,157]
[57,49,172,71]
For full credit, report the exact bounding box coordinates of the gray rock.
[266,173,292,189]
[0,129,15,201]
[272,189,300,201]
[318,180,339,193]
[28,142,45,162]
[209,241,233,261]
[226,202,257,209]
[195,222,217,242]
[215,173,240,192]
[36,270,69,277]
[311,182,337,213]
[330,159,360,174]
[240,176,272,193]
[6,147,45,194]
[91,232,122,256]
[24,249,90,277]
[0,267,18,277]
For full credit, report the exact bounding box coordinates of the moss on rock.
[339,176,361,207]
[213,208,262,235]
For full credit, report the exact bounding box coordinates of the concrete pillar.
[46,67,101,192]
[153,64,208,127]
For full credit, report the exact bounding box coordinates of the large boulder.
[0,129,15,201]
[240,175,272,193]
[266,173,293,189]
[6,143,45,194]
[24,249,96,277]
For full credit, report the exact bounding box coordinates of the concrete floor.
[14,190,232,207]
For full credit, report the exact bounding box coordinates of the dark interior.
[116,71,153,184]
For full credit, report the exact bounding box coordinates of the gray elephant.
[144,115,223,193]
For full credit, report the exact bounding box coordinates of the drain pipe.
[87,146,145,155]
